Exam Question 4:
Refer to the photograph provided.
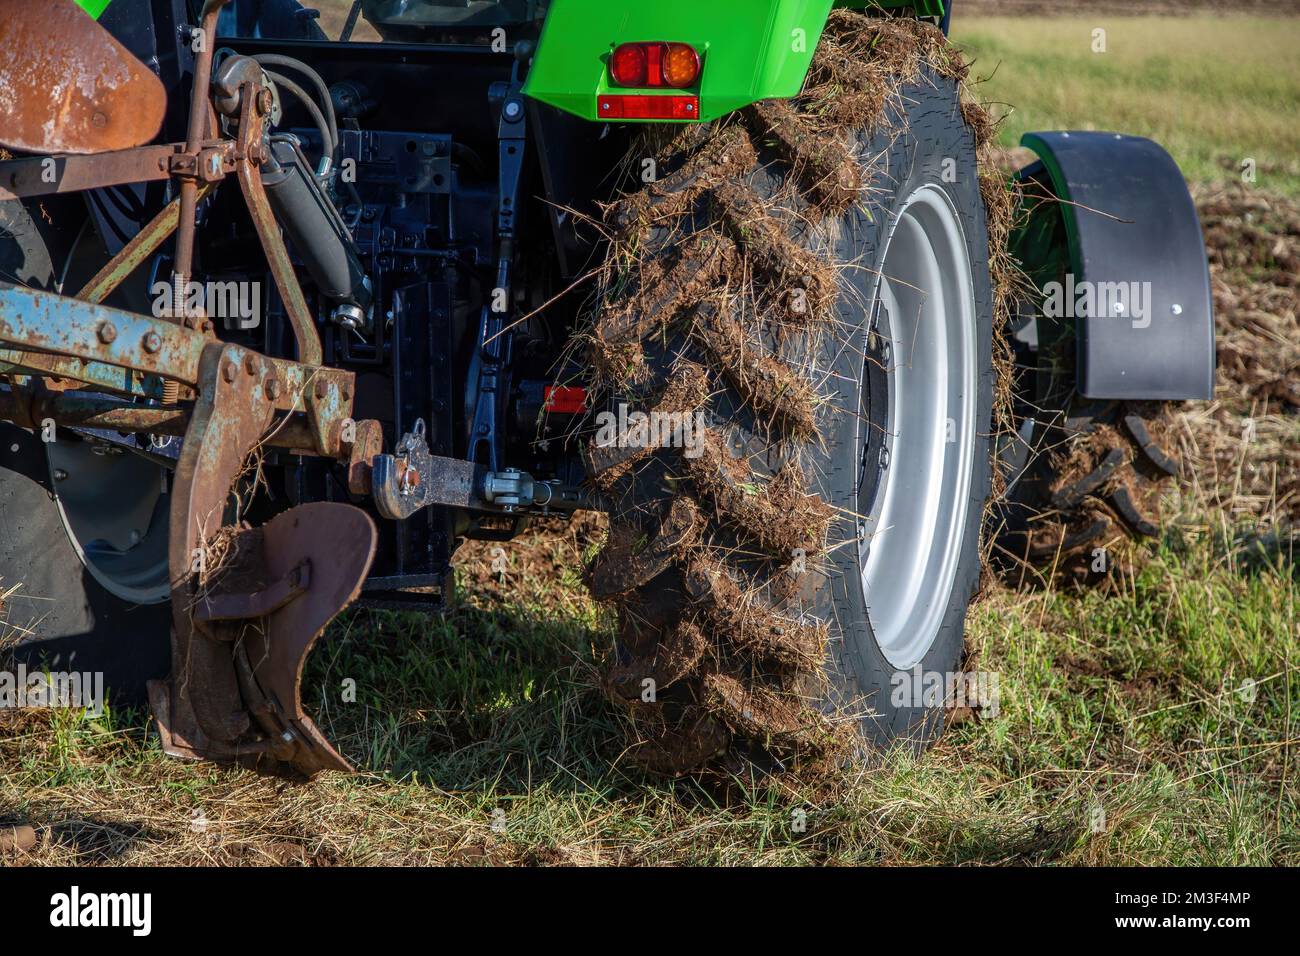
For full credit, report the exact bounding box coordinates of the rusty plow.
[0,0,378,775]
[0,286,381,775]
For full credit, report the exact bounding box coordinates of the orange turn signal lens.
[662,43,701,89]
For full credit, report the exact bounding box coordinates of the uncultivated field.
[0,12,1296,867]
[955,14,1300,197]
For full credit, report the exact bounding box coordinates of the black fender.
[1016,131,1215,401]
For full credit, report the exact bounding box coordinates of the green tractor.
[0,0,1213,775]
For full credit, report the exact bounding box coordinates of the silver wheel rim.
[859,185,978,671]
[48,439,172,605]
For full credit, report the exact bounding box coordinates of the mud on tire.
[580,15,1008,774]
[992,395,1182,587]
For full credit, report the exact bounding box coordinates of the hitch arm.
[371,421,593,520]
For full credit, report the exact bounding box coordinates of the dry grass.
[1173,186,1300,534]
[2,446,1296,866]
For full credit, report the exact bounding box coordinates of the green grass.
[953,15,1300,197]
[2,519,1296,865]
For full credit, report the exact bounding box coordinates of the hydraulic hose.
[253,54,339,161]
[262,69,336,168]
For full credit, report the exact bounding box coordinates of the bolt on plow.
[0,0,1213,777]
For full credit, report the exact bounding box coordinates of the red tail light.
[609,42,701,90]
[610,43,648,88]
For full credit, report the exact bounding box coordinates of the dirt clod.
[0,824,37,854]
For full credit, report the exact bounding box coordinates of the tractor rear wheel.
[991,179,1183,587]
[583,16,1002,773]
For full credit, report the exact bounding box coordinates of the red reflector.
[544,386,587,414]
[598,94,700,121]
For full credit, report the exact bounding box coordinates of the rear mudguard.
[523,0,946,124]
[1017,131,1215,401]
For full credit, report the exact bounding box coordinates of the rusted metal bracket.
[230,80,323,367]
[0,284,359,458]
[158,341,278,753]
[346,418,384,495]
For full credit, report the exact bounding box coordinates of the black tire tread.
[582,14,1002,774]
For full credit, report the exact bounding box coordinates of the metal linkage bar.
[0,284,356,458]
[372,421,592,520]
[0,390,320,451]
[77,182,218,306]
[0,349,162,399]
[0,145,180,202]
[0,284,209,386]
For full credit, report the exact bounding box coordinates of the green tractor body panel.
[523,0,945,123]
[72,0,113,17]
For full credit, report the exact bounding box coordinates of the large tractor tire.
[0,198,172,705]
[582,15,1009,773]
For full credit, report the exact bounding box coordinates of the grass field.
[1,11,1297,866]
[3,519,1295,865]
[952,15,1300,196]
